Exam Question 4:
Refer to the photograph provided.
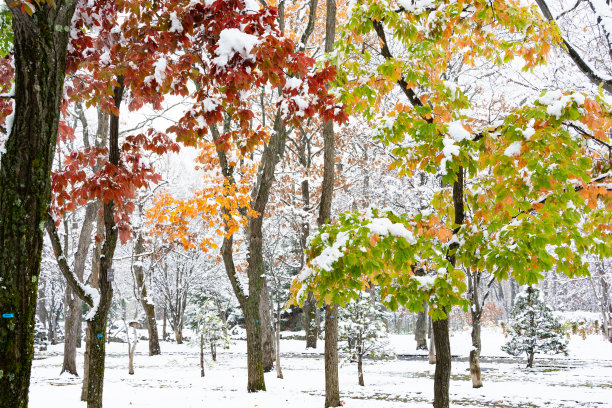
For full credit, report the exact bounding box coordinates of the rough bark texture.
[60,202,97,376]
[324,304,340,407]
[0,3,78,407]
[415,301,428,350]
[259,277,276,372]
[321,0,339,406]
[304,291,319,348]
[433,318,451,408]
[134,234,161,356]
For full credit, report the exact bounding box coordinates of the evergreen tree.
[338,291,394,386]
[502,286,568,368]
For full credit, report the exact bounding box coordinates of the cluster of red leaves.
[51,130,179,243]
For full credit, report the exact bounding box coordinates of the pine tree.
[502,286,568,368]
[338,291,394,386]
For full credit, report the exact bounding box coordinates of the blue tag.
[330,316,334,319]
[256,320,259,323]
[2,313,14,318]
[97,334,103,338]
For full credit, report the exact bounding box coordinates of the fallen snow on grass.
[29,328,612,407]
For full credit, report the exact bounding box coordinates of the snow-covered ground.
[29,328,612,407]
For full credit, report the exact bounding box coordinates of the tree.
[0,1,79,405]
[338,292,394,386]
[290,2,612,408]
[502,286,568,368]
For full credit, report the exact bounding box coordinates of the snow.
[365,216,417,245]
[504,141,522,157]
[28,328,612,408]
[213,28,260,67]
[447,121,470,142]
[537,90,585,118]
[398,0,435,15]
[168,12,183,33]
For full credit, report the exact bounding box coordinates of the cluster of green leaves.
[0,6,12,58]
[290,209,468,320]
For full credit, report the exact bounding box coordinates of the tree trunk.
[304,291,319,349]
[433,318,451,408]
[415,301,428,350]
[469,272,483,388]
[61,287,80,376]
[162,308,167,340]
[0,3,78,406]
[469,318,483,388]
[245,299,266,392]
[210,341,217,362]
[429,317,436,365]
[61,202,97,375]
[275,300,283,379]
[527,352,535,368]
[259,277,275,372]
[84,77,123,408]
[134,234,161,355]
[174,324,183,344]
[324,304,340,407]
[357,350,364,386]
[200,333,205,377]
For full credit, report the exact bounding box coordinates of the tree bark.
[428,317,436,365]
[60,202,97,376]
[324,304,340,407]
[0,3,78,406]
[415,301,428,350]
[304,291,319,348]
[259,276,275,372]
[134,233,161,355]
[357,350,364,386]
[433,318,451,408]
[468,272,483,388]
[469,319,483,388]
[200,333,205,377]
[245,298,266,392]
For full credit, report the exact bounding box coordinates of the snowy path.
[28,330,612,407]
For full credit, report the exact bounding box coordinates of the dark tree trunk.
[200,333,205,377]
[174,324,183,344]
[134,234,161,355]
[433,318,451,408]
[304,291,319,348]
[415,301,428,350]
[324,304,340,407]
[321,1,338,406]
[245,298,266,392]
[357,349,364,386]
[210,341,217,362]
[162,308,167,340]
[527,352,535,368]
[0,3,78,406]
